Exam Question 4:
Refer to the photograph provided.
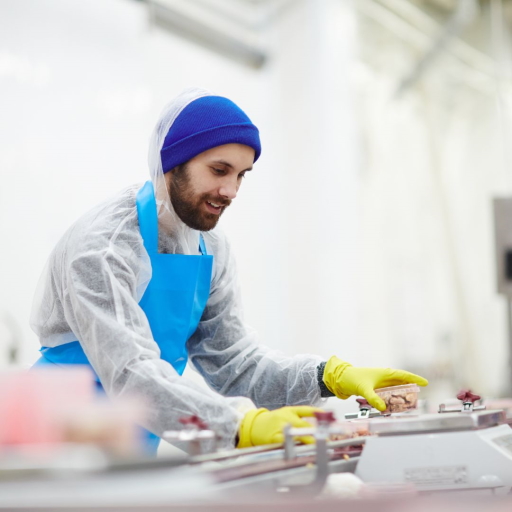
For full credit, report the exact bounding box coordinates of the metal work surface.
[367,410,506,435]
[3,404,512,506]
[0,436,366,508]
[357,423,512,491]
[3,494,512,512]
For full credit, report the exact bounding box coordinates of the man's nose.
[219,177,239,200]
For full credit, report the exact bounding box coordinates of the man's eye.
[213,168,225,175]
[238,172,246,179]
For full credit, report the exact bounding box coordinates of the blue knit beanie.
[160,95,261,174]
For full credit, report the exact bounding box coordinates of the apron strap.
[138,181,207,257]
[199,234,208,256]
[136,181,159,254]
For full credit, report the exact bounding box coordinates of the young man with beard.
[31,88,427,455]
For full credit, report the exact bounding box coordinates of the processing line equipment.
[162,389,512,495]
[0,389,512,508]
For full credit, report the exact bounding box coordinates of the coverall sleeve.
[61,234,243,449]
[187,233,324,410]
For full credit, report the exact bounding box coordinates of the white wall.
[267,0,361,360]
[0,0,361,371]
[354,8,512,402]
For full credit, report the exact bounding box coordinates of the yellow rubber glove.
[323,356,428,411]
[237,406,322,448]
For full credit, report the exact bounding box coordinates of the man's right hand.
[237,406,322,448]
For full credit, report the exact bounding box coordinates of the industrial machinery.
[158,389,512,495]
[0,390,512,509]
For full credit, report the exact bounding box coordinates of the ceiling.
[144,0,512,88]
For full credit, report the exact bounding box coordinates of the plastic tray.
[375,384,420,414]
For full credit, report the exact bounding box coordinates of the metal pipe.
[394,0,479,96]
[146,0,267,68]
[356,0,496,96]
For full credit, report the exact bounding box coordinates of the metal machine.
[354,390,512,492]
[160,389,512,495]
[155,389,512,495]
[1,390,512,508]
[355,409,512,492]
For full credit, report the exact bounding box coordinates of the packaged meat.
[374,384,420,413]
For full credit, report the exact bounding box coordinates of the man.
[31,88,427,455]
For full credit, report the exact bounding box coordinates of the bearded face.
[169,163,231,231]
[166,144,255,232]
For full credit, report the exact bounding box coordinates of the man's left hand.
[322,355,428,411]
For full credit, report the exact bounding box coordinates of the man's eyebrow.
[211,159,253,171]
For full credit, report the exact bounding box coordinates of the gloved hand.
[237,406,322,448]
[323,356,428,411]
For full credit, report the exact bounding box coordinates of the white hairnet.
[148,87,210,255]
[30,89,324,450]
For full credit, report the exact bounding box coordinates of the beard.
[169,165,231,231]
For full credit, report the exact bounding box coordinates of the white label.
[404,465,468,486]
[493,433,512,455]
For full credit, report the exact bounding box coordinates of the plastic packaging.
[331,420,370,439]
[303,416,370,440]
[375,384,420,413]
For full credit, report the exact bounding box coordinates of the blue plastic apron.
[33,181,213,455]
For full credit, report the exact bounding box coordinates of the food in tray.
[375,384,420,413]
[329,428,370,441]
[306,416,370,441]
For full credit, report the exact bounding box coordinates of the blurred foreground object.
[163,415,217,456]
[0,367,93,445]
[0,368,146,457]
